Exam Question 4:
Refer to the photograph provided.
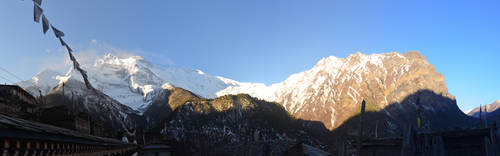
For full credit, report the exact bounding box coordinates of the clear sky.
[0,0,498,112]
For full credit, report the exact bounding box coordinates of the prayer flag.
[33,0,42,6]
[51,25,65,38]
[41,15,49,34]
[34,5,43,23]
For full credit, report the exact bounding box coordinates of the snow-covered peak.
[17,69,62,95]
[20,51,422,118]
[313,56,344,71]
[218,52,399,101]
[94,53,152,75]
[32,69,61,83]
[464,109,473,114]
[101,53,146,62]
[217,51,434,129]
[20,53,246,112]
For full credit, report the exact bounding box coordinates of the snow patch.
[347,91,358,104]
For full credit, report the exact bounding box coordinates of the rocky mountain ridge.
[219,51,460,130]
[467,99,500,120]
[17,51,470,133]
[42,78,141,134]
[143,91,326,155]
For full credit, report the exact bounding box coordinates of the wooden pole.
[481,105,483,128]
[416,96,421,130]
[88,113,91,135]
[62,82,65,97]
[38,90,43,104]
[71,92,74,112]
[486,105,488,126]
[357,99,366,155]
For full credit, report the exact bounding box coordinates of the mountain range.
[16,51,473,137]
[467,100,500,120]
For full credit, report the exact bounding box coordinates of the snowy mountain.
[18,53,243,112]
[44,78,141,132]
[17,69,63,96]
[18,51,471,132]
[218,51,469,130]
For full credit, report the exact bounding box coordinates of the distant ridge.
[467,100,500,119]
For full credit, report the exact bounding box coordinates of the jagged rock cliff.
[220,51,462,130]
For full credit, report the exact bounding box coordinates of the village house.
[0,85,39,119]
[39,104,91,133]
[352,125,500,156]
[39,103,114,138]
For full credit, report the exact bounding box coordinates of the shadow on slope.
[40,79,143,139]
[331,89,477,144]
[141,87,200,129]
[142,91,332,155]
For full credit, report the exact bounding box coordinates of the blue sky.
[0,0,498,112]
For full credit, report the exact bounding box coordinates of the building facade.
[0,85,39,119]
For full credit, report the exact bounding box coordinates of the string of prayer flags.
[28,0,134,136]
[59,38,78,71]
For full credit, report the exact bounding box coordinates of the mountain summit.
[17,69,62,95]
[18,51,469,132]
[18,53,243,112]
[218,51,461,130]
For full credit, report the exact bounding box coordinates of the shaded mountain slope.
[219,51,455,130]
[43,79,141,133]
[468,100,500,120]
[143,93,328,155]
[332,89,475,142]
[18,52,462,132]
[142,85,201,128]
